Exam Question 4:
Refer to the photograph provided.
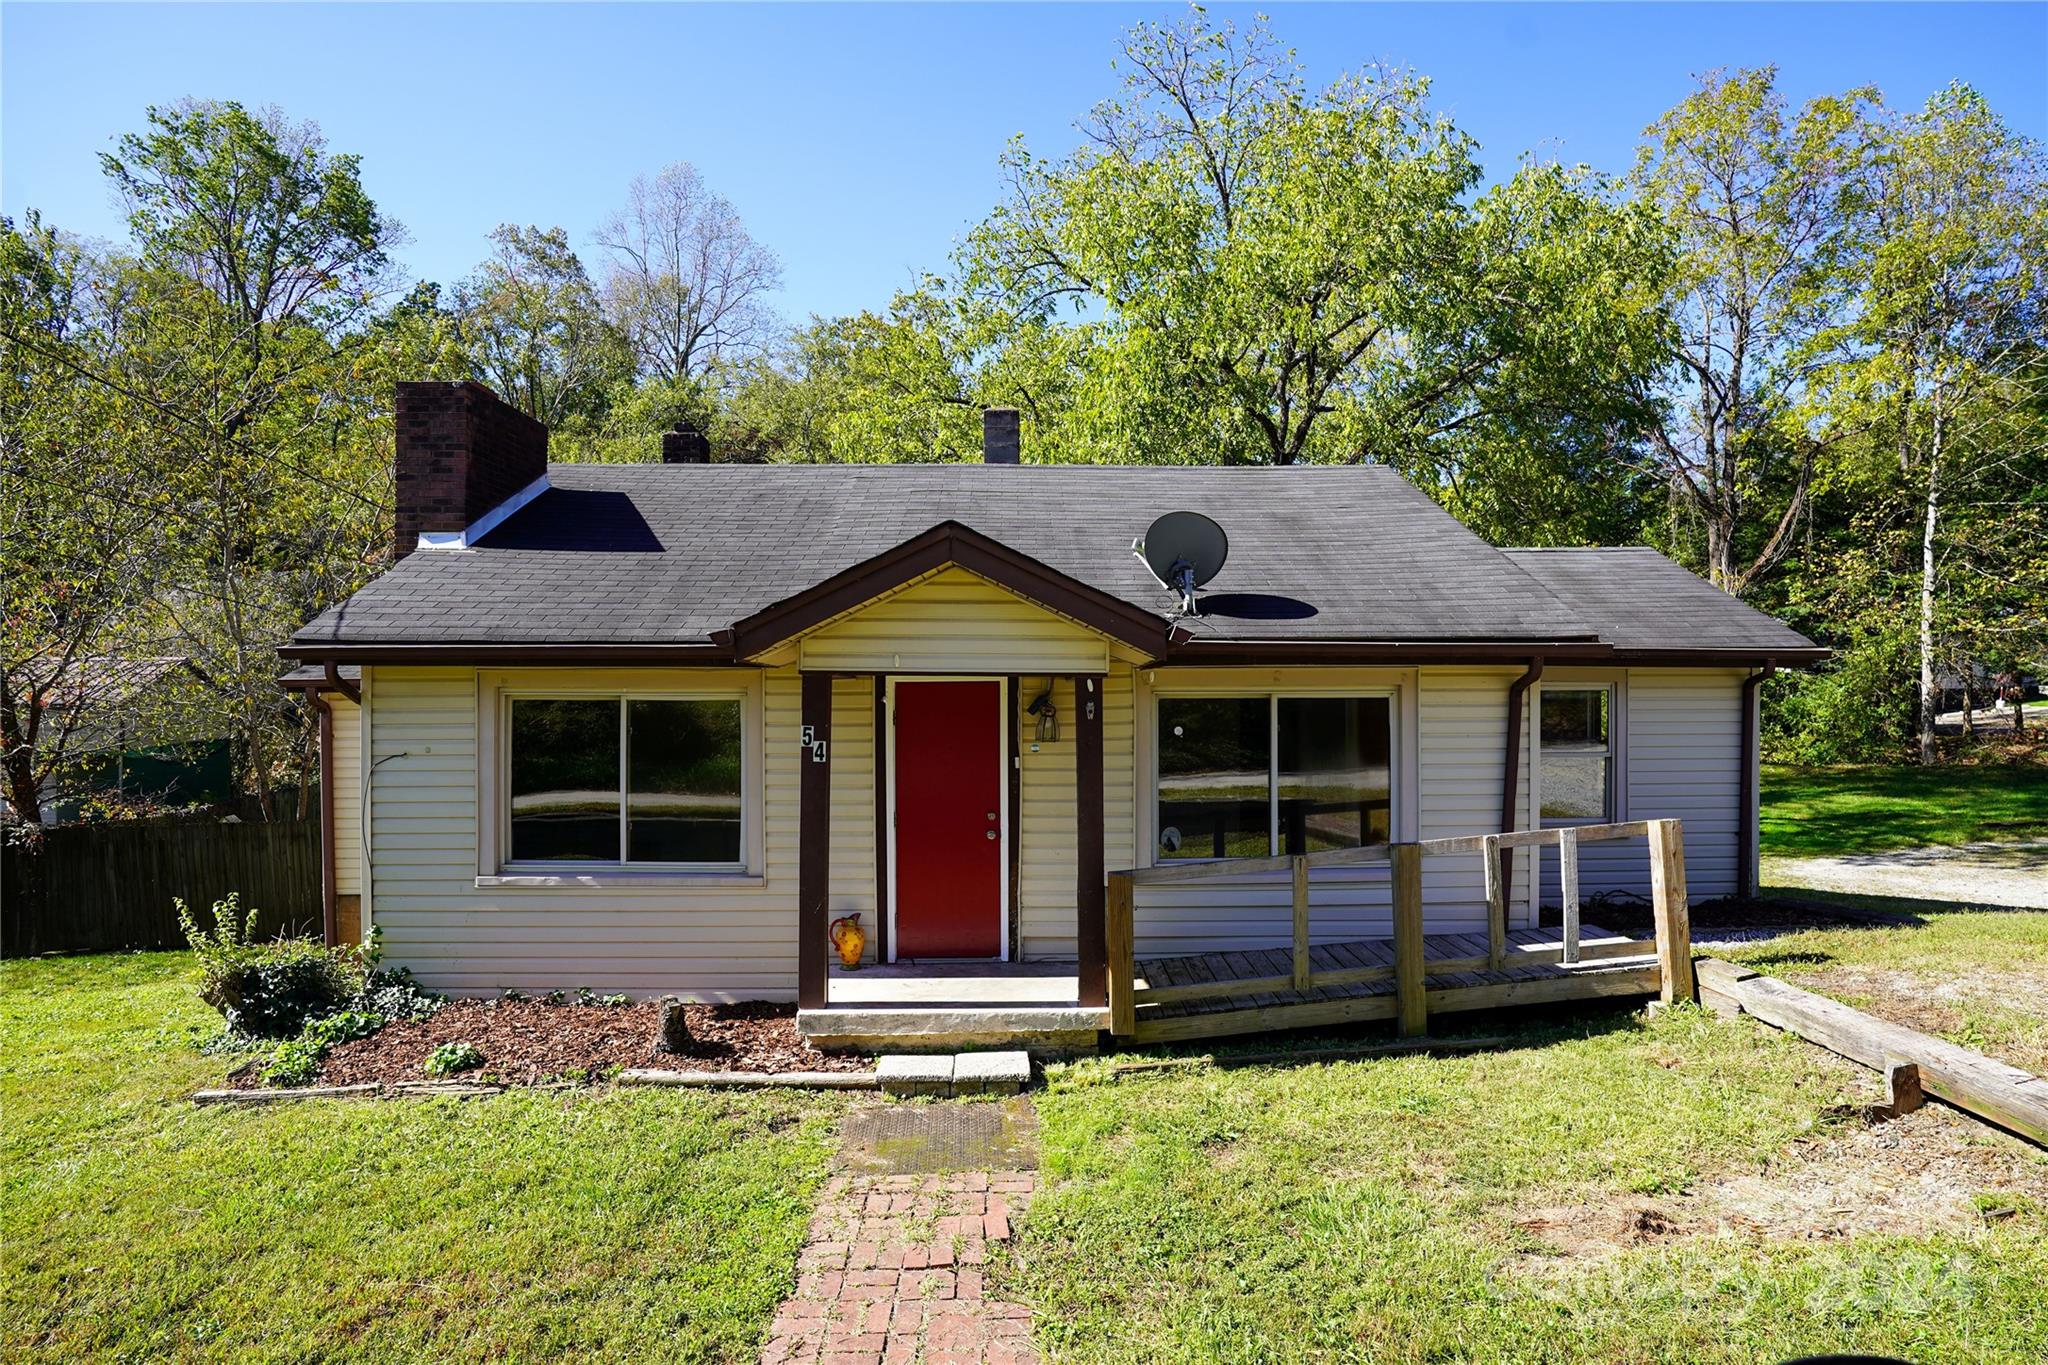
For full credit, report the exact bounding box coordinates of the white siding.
[330,696,361,897]
[1125,667,1514,957]
[1534,668,1746,906]
[367,665,806,999]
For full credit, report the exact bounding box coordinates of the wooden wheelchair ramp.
[1128,923,1661,1044]
[1105,819,1699,1045]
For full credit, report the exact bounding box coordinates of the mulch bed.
[229,999,867,1089]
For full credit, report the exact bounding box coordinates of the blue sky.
[6,2,2045,322]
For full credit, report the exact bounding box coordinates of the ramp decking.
[1127,922,1661,1043]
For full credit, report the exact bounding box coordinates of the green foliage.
[423,1041,484,1078]
[1763,629,1920,765]
[260,1007,389,1086]
[178,894,364,1037]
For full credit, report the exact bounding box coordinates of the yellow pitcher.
[829,913,866,970]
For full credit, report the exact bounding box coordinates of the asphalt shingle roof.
[1501,548,1820,655]
[291,464,1816,656]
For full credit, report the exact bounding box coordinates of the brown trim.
[323,660,361,705]
[309,691,339,947]
[1500,657,1544,906]
[727,521,1175,660]
[1607,647,1827,667]
[1161,641,1608,667]
[1737,660,1776,898]
[798,672,832,1009]
[1074,674,1107,1009]
[281,642,741,665]
[1006,673,1022,963]
[873,675,889,965]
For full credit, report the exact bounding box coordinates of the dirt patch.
[1508,1104,2047,1273]
[232,999,867,1089]
[1786,963,2048,1075]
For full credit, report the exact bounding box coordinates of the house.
[3,655,232,822]
[282,381,1822,1042]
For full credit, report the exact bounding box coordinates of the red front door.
[893,681,1003,958]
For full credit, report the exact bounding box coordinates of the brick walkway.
[761,1170,1039,1365]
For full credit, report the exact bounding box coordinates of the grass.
[1725,903,2048,1075]
[1000,1004,2048,1363]
[0,952,844,1363]
[1760,762,2048,858]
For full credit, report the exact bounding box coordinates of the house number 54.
[800,726,827,763]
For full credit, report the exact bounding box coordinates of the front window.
[1158,695,1391,860]
[508,696,743,865]
[1540,687,1613,822]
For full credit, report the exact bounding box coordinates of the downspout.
[309,689,339,947]
[1738,660,1776,900]
[324,660,361,705]
[1500,657,1545,905]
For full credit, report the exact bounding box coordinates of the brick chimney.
[982,407,1021,464]
[393,382,548,556]
[661,426,711,464]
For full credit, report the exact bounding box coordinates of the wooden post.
[1075,676,1107,1009]
[1883,1057,1925,1118]
[1106,873,1136,1037]
[1482,833,1506,972]
[1291,855,1311,993]
[1558,826,1580,965]
[798,672,832,1010]
[1391,843,1426,1038]
[1647,818,1694,1005]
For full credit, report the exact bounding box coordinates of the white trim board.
[416,474,550,550]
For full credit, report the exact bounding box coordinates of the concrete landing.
[800,1005,1105,1053]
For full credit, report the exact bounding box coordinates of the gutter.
[1500,657,1545,905]
[1738,659,1777,899]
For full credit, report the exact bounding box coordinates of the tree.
[69,102,399,817]
[0,217,168,825]
[593,162,782,382]
[455,224,630,431]
[1630,69,1872,596]
[1815,85,2048,763]
[956,8,1669,498]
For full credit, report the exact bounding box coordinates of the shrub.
[423,1041,483,1077]
[177,893,364,1038]
[259,1008,392,1087]
[357,968,444,1023]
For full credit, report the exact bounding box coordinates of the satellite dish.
[1134,511,1229,616]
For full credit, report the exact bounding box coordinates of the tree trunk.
[1917,397,1945,768]
[1961,675,1977,742]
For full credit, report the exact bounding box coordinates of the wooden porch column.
[798,672,832,1009]
[1075,675,1107,1008]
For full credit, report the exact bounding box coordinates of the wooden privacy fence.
[1,820,320,957]
[1105,819,1695,1039]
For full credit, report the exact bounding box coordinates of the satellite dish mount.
[1133,511,1229,617]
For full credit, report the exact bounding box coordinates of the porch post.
[1075,675,1107,1008]
[799,672,832,1009]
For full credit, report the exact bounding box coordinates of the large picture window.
[1539,687,1613,822]
[1157,695,1391,861]
[508,696,743,865]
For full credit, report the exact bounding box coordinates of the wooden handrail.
[1101,819,1695,1038]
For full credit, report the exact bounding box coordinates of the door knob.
[985,829,997,840]
[987,811,997,821]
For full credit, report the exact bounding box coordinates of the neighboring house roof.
[1500,548,1821,657]
[17,656,198,710]
[286,464,1824,665]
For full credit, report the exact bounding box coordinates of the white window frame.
[1148,684,1401,867]
[477,675,761,882]
[1536,680,1624,827]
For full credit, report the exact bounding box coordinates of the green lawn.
[1761,762,2048,858]
[1002,1005,2048,1363]
[1725,906,2048,1076]
[0,953,844,1363]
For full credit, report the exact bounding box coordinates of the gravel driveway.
[1763,839,2048,910]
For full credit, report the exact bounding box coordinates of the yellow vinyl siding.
[829,675,879,961]
[799,567,1115,674]
[330,696,362,897]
